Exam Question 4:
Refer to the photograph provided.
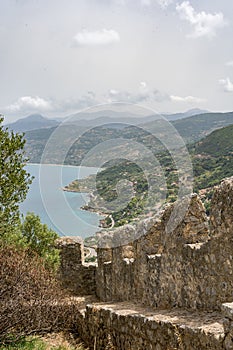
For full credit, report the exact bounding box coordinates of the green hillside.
[66,123,233,226]
[194,124,233,156]
[173,112,233,143]
[192,124,233,192]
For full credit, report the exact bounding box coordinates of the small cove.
[20,164,102,238]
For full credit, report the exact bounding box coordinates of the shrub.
[0,116,32,236]
[20,212,60,270]
[0,245,79,346]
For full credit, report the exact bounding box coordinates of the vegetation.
[194,123,233,157]
[0,117,59,269]
[1,335,86,350]
[66,153,179,227]
[0,117,73,349]
[1,338,47,350]
[65,122,233,226]
[0,115,32,237]
[0,245,80,346]
[173,111,233,143]
[191,123,233,190]
[20,212,60,270]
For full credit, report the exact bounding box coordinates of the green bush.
[0,116,32,236]
[20,212,60,270]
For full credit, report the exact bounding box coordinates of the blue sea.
[20,164,102,238]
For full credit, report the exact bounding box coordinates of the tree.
[0,116,32,236]
[21,212,60,270]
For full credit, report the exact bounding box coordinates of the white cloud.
[176,1,226,39]
[6,96,53,113]
[225,61,233,67]
[3,93,100,116]
[57,92,98,112]
[101,84,205,106]
[170,95,205,103]
[219,78,233,92]
[3,89,206,117]
[107,82,169,103]
[73,29,120,47]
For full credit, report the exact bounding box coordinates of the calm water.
[20,164,102,238]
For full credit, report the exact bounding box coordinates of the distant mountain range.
[6,114,59,132]
[6,108,209,133]
[19,109,233,165]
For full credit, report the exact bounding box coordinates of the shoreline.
[62,186,107,220]
[62,185,109,226]
[27,162,100,170]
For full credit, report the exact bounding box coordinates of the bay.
[20,164,102,239]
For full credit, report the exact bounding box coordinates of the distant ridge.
[6,114,59,132]
[166,108,209,121]
[7,108,209,133]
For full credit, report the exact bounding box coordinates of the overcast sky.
[1,0,233,122]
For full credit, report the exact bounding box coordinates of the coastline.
[62,185,109,226]
[62,186,79,193]
[27,162,100,170]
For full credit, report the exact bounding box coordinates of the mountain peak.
[185,108,209,117]
[23,114,47,122]
[6,114,59,132]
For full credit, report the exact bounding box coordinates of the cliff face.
[57,177,233,349]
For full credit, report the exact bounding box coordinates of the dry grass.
[40,332,88,350]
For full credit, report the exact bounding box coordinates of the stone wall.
[56,237,96,295]
[57,177,233,349]
[76,300,227,350]
[96,178,233,312]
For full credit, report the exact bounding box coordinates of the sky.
[0,0,233,122]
